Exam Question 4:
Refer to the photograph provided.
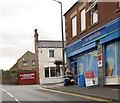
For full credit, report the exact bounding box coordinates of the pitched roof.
[37,40,65,48]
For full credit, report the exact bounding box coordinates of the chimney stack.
[34,29,38,43]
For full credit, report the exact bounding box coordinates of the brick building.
[10,51,36,70]
[64,1,120,87]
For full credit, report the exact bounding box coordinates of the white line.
[7,92,14,98]
[1,88,21,103]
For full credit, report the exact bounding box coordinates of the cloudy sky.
[0,0,78,70]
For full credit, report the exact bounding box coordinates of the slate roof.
[37,40,65,48]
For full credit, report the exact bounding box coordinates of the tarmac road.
[1,85,112,103]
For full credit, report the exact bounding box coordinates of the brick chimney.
[34,29,40,84]
[34,29,39,43]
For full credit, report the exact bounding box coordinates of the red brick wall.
[65,2,119,46]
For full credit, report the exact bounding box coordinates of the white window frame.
[81,8,86,31]
[91,9,98,24]
[44,67,62,78]
[49,49,54,58]
[72,16,77,37]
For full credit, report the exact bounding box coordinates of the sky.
[0,0,78,70]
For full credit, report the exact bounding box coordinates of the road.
[1,85,107,103]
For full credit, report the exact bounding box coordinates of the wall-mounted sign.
[98,54,102,67]
[84,71,96,87]
[18,72,36,85]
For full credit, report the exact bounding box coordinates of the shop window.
[105,40,120,77]
[78,54,87,74]
[72,16,77,37]
[49,50,54,58]
[117,40,120,76]
[78,50,98,78]
[32,60,35,66]
[91,3,98,24]
[81,8,86,31]
[22,61,28,67]
[45,67,49,77]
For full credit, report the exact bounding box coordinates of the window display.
[105,40,120,77]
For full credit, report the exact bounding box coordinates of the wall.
[65,2,119,46]
[38,48,64,84]
[2,73,18,85]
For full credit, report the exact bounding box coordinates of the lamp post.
[52,0,65,72]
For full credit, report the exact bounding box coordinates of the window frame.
[81,8,86,31]
[22,61,28,67]
[90,3,98,25]
[44,67,62,78]
[32,60,36,66]
[72,16,77,37]
[49,50,54,58]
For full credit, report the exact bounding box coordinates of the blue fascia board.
[100,31,120,44]
[64,17,120,54]
[67,42,98,58]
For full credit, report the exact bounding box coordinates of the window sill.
[45,76,63,79]
[70,34,78,40]
[78,29,86,35]
[88,21,99,30]
[116,8,120,13]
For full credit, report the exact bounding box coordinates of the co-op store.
[64,17,120,86]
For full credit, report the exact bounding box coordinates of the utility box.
[78,74,85,87]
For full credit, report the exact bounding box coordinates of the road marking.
[40,87,117,103]
[1,88,21,103]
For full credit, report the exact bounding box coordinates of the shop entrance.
[71,61,78,85]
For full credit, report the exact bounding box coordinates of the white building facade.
[37,41,65,84]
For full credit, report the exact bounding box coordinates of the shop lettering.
[20,73,35,80]
[85,32,100,42]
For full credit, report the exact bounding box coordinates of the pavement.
[40,83,120,102]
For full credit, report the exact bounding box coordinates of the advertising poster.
[84,71,97,87]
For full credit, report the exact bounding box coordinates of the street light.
[52,0,65,72]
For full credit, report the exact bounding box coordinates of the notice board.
[84,71,97,87]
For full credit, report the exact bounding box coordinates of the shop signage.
[18,72,37,85]
[84,71,96,87]
[98,54,102,67]
[65,31,101,54]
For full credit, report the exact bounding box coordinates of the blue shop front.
[64,17,120,86]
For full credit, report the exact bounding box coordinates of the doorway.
[71,61,78,85]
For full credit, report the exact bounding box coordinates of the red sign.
[18,72,37,85]
[98,54,102,67]
[84,71,96,87]
[84,71,95,79]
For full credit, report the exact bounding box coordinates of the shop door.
[71,62,78,85]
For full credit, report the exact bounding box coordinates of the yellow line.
[40,87,117,103]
